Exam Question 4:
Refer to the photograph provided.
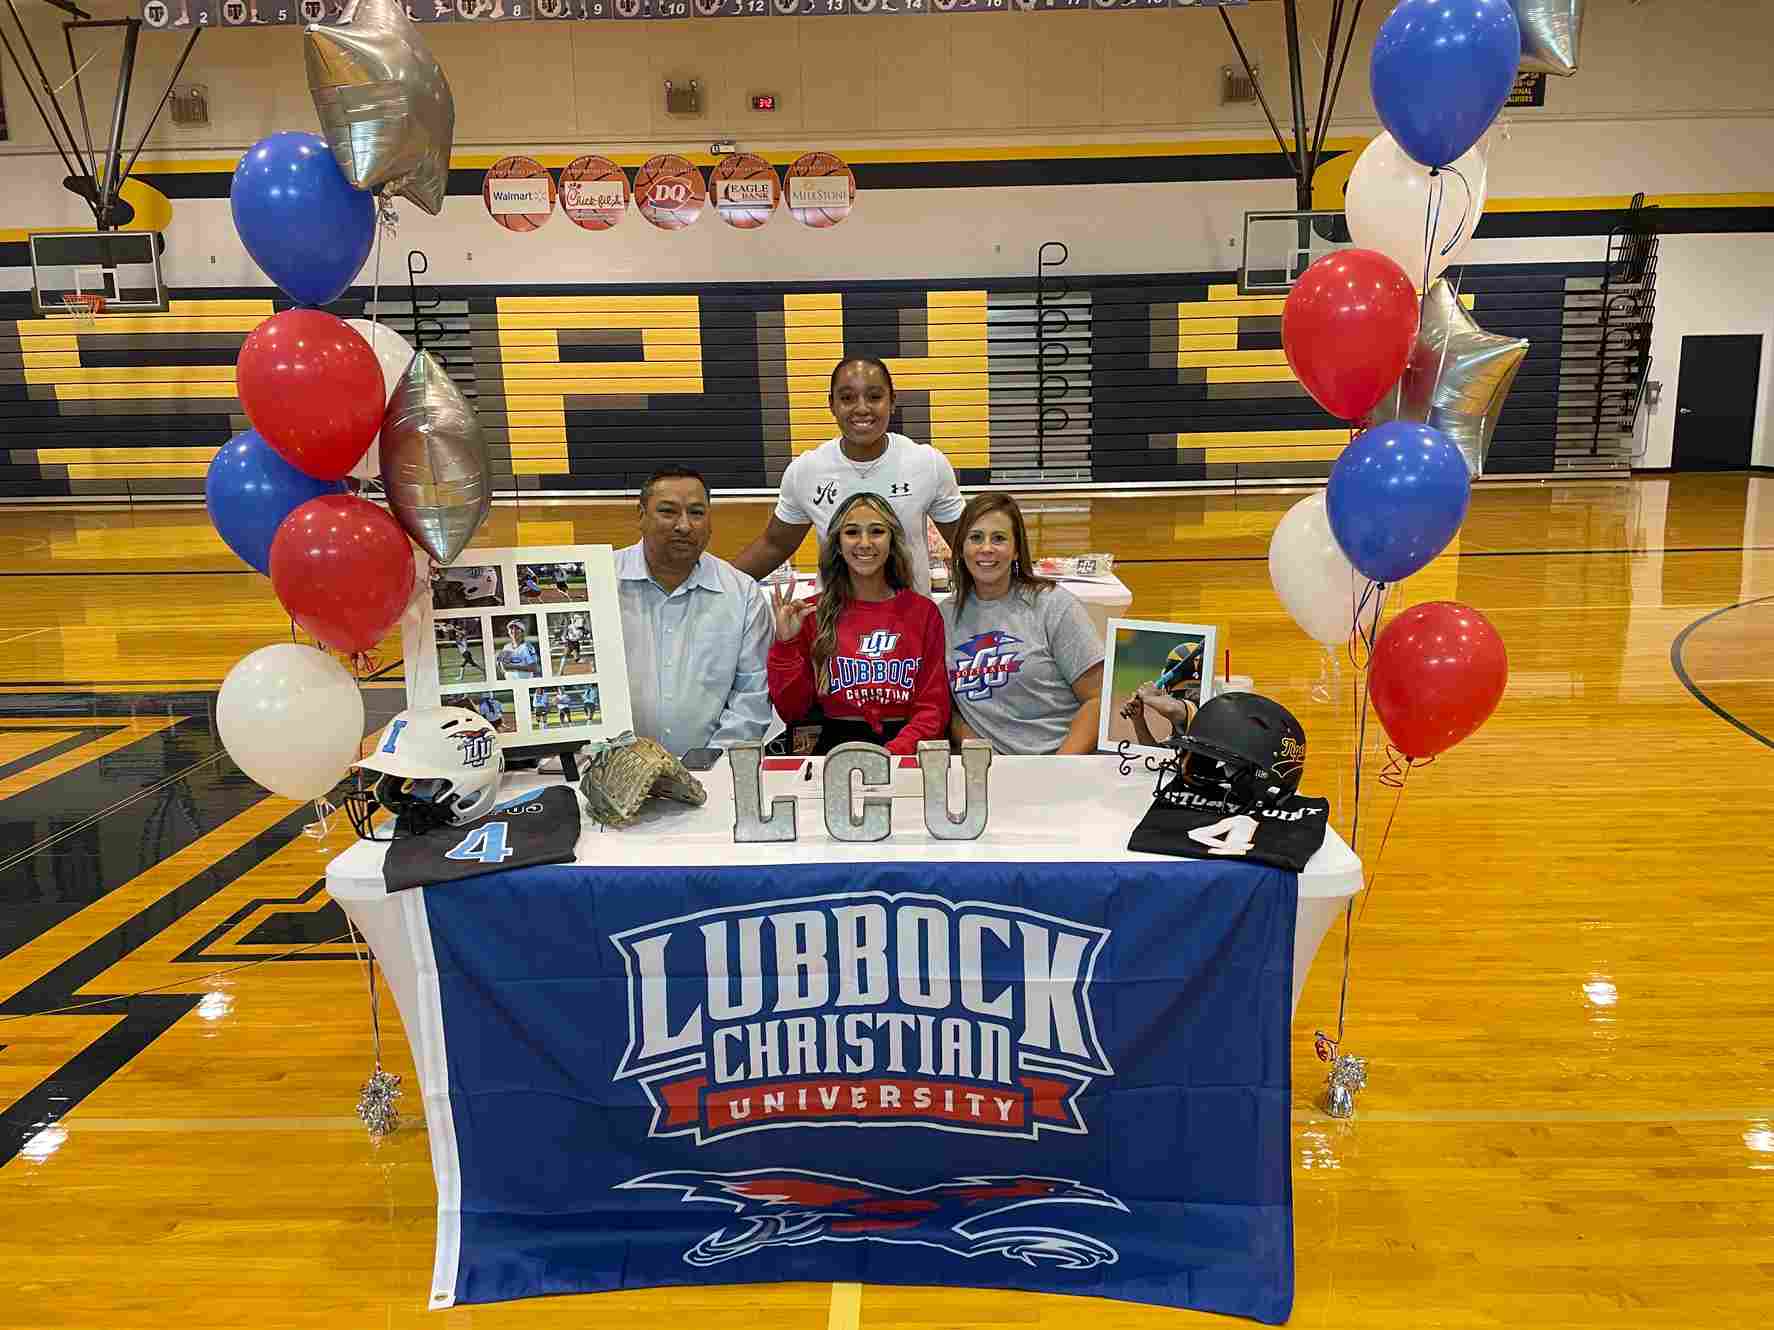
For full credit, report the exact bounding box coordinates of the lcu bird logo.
[620,1169,1125,1269]
[950,631,1025,701]
[856,629,901,658]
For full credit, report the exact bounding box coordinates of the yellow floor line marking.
[827,1281,862,1330]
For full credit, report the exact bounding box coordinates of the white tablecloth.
[327,756,1359,1018]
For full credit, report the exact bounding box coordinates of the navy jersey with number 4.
[384,786,582,893]
[1128,788,1330,872]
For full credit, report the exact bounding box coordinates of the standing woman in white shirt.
[734,355,966,594]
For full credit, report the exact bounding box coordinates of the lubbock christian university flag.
[414,858,1299,1323]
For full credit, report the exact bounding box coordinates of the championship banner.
[414,858,1297,1322]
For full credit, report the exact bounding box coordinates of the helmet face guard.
[343,774,462,842]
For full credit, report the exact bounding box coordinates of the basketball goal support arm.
[1218,0,1367,209]
[0,3,201,231]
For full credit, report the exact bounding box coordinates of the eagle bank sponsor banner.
[417,858,1297,1322]
[711,154,781,230]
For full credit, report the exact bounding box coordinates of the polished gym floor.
[1,473,1770,1328]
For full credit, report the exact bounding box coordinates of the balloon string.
[1359,752,1417,922]
[1428,262,1470,403]
[1420,168,1442,302]
[1437,164,1474,262]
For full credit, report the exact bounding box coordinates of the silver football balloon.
[305,0,455,217]
[1368,280,1528,478]
[1514,0,1582,77]
[381,351,491,566]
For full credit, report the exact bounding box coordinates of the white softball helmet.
[345,706,505,840]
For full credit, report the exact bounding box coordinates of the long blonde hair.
[812,492,917,692]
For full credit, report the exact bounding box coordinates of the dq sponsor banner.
[418,858,1297,1322]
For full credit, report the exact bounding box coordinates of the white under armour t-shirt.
[773,433,966,593]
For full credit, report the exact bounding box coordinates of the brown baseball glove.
[579,734,708,828]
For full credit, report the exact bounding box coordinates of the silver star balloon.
[1515,0,1582,77]
[305,0,456,217]
[381,351,492,566]
[1368,280,1528,478]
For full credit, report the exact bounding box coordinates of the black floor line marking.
[1669,594,1774,751]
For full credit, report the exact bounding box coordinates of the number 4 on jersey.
[1186,814,1259,857]
[446,821,513,864]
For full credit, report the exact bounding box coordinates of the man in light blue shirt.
[616,466,772,754]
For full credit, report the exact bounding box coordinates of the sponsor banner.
[786,151,856,228]
[419,858,1297,1322]
[141,0,1245,22]
[635,153,707,231]
[712,153,781,230]
[482,156,557,232]
[561,156,631,231]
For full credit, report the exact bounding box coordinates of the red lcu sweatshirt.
[767,589,952,755]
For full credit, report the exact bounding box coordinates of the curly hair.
[811,492,917,692]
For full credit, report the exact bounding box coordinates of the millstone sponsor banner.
[418,856,1298,1322]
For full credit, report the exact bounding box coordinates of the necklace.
[839,436,889,476]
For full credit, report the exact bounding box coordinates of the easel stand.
[504,741,587,785]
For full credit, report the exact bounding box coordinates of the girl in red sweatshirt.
[767,491,951,755]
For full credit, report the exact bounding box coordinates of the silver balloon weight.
[1514,0,1582,77]
[381,351,491,565]
[1368,280,1528,478]
[305,0,456,216]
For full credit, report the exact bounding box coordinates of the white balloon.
[344,319,417,483]
[1345,132,1490,287]
[218,643,366,801]
[1268,492,1382,647]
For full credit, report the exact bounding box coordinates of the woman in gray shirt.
[940,493,1105,754]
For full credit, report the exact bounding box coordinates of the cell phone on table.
[681,747,724,771]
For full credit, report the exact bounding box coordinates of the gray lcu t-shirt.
[941,583,1105,755]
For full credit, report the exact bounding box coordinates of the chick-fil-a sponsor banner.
[560,155,631,231]
[415,856,1297,1322]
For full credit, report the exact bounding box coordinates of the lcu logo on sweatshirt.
[856,629,900,658]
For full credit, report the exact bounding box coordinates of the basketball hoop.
[57,294,105,327]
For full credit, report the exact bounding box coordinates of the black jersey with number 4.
[1128,788,1331,872]
[384,786,582,893]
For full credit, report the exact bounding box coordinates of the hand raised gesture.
[771,581,813,643]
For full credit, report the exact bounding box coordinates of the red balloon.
[269,495,415,654]
[236,310,383,480]
[1368,601,1507,760]
[1282,249,1419,421]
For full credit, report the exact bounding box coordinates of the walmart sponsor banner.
[418,857,1297,1322]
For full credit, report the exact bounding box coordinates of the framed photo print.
[403,544,632,753]
[1099,617,1218,758]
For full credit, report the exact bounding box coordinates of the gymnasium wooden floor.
[1,473,1770,1328]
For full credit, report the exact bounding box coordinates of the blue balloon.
[1326,423,1472,584]
[1371,0,1522,168]
[230,131,375,306]
[206,429,346,574]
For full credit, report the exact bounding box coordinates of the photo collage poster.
[402,545,633,751]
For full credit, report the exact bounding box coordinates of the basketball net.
[57,294,104,327]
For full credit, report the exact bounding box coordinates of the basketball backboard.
[1239,210,1352,295]
[29,229,167,315]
